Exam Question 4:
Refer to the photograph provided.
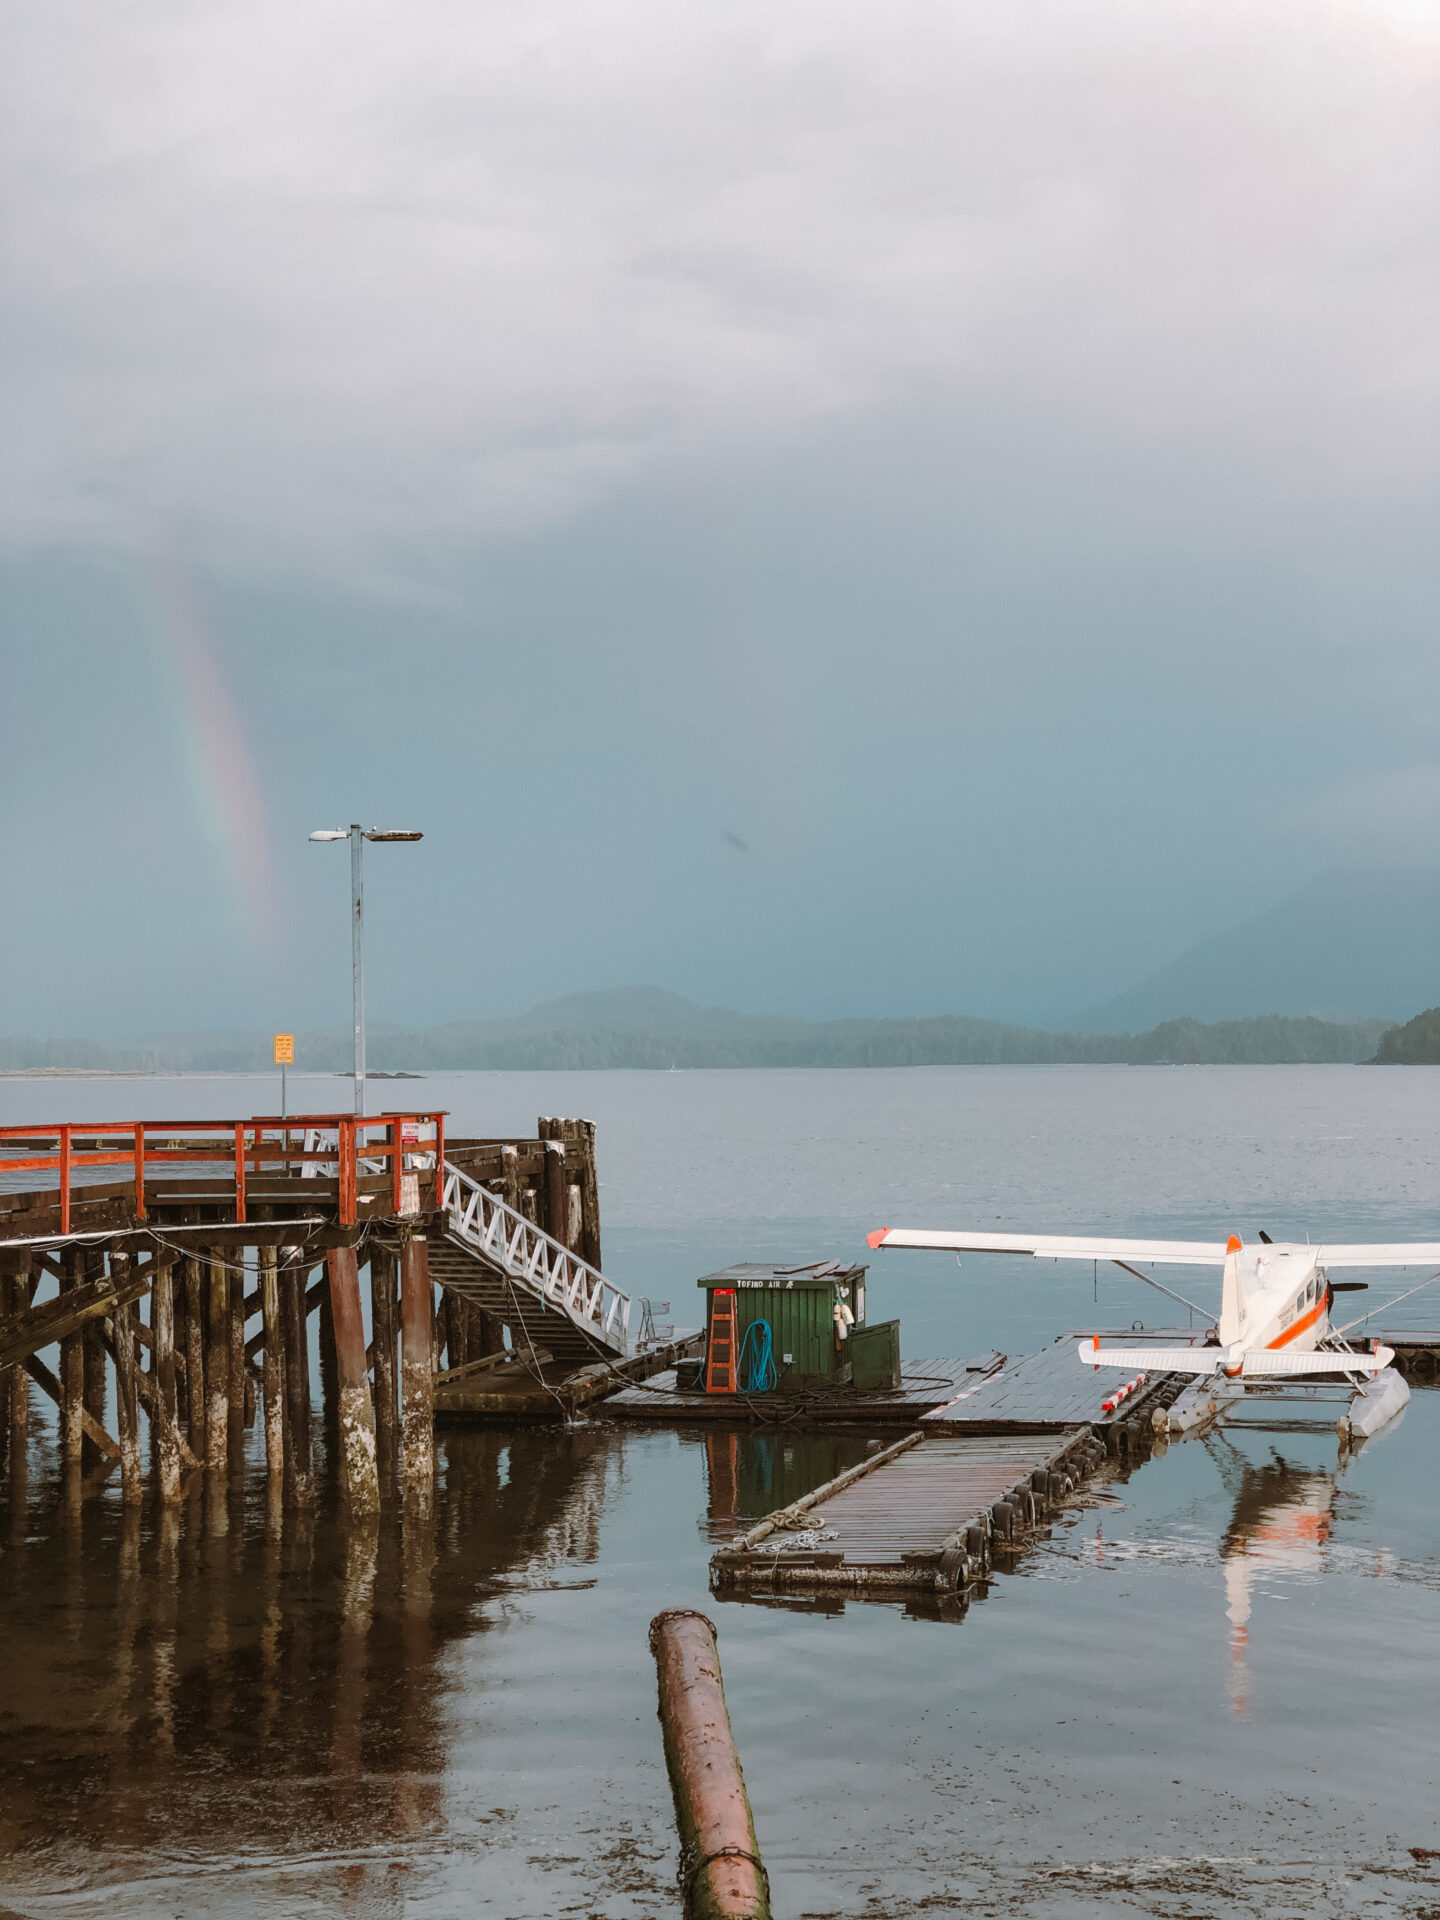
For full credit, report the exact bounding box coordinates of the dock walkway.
[711,1425,1105,1598]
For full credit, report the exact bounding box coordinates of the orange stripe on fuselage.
[1267,1296,1325,1349]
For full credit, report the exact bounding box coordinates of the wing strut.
[1110,1258,1212,1320]
[1331,1266,1440,1338]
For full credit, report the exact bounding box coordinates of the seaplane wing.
[867,1228,1227,1266]
[1075,1344,1221,1374]
[1311,1245,1440,1268]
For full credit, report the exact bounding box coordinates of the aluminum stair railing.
[439,1161,632,1357]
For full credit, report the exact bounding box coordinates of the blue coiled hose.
[737,1317,778,1393]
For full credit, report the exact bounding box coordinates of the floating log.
[326,1246,379,1516]
[649,1609,770,1920]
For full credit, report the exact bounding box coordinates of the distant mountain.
[1070,868,1440,1032]
[1371,1006,1440,1065]
[0,991,1388,1072]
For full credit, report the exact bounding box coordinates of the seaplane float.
[865,1225,1440,1439]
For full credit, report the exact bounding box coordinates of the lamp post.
[309,825,423,1117]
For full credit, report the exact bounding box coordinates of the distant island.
[0,986,1406,1072]
[1370,1006,1440,1064]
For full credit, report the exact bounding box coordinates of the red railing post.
[59,1126,71,1236]
[234,1123,247,1223]
[434,1114,445,1209]
[339,1119,356,1227]
[134,1122,146,1219]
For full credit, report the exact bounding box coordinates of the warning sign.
[273,1033,295,1064]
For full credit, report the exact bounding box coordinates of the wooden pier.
[0,1110,647,1520]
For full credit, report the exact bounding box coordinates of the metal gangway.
[431,1161,632,1362]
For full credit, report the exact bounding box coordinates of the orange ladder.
[706,1289,738,1393]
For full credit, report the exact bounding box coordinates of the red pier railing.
[0,1112,447,1235]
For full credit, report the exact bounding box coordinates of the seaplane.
[865,1224,1440,1394]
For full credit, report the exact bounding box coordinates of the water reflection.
[698,1425,877,1542]
[0,1423,620,1905]
[1213,1439,1340,1718]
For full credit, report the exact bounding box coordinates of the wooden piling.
[59,1247,85,1473]
[543,1139,569,1247]
[6,1270,29,1498]
[111,1255,142,1507]
[205,1253,229,1473]
[326,1246,379,1516]
[152,1256,183,1505]
[400,1236,434,1511]
[82,1250,107,1474]
[280,1247,313,1506]
[318,1284,339,1448]
[183,1255,206,1453]
[370,1245,398,1478]
[228,1256,247,1465]
[649,1610,770,1920]
[259,1244,285,1483]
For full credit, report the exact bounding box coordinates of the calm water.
[1,1066,1438,1917]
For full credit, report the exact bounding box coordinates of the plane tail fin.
[1219,1234,1245,1344]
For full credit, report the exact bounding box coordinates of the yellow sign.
[273,1033,295,1064]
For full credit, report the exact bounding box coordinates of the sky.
[2,0,1438,1037]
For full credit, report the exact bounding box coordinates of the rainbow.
[144,552,279,940]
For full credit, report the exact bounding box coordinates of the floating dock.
[607,1354,1004,1426]
[711,1425,1107,1598]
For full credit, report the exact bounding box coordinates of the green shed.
[698,1261,868,1392]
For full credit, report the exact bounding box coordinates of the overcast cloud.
[2,0,1438,1037]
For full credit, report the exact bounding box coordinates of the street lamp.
[309,825,423,1117]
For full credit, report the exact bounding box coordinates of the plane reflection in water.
[1212,1438,1342,1718]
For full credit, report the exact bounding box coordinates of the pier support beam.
[152,1256,183,1505]
[370,1246,398,1481]
[259,1244,285,1484]
[59,1248,85,1477]
[543,1139,569,1248]
[205,1253,229,1474]
[326,1246,379,1516]
[5,1270,29,1502]
[183,1255,205,1454]
[82,1250,107,1474]
[400,1236,434,1512]
[280,1248,313,1506]
[111,1254,142,1507]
